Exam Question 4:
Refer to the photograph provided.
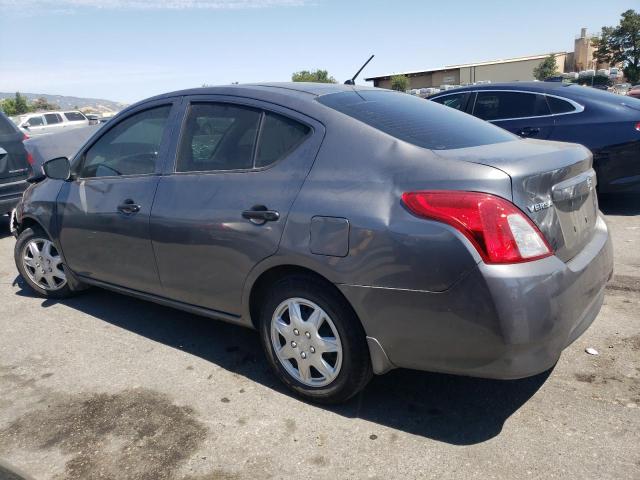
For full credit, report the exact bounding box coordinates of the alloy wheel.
[22,239,67,291]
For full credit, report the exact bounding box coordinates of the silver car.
[12,83,613,403]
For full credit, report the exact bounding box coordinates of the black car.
[430,82,640,194]
[0,111,30,215]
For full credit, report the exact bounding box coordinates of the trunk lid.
[435,139,598,262]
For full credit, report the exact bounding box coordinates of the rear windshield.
[317,90,515,150]
[0,113,18,136]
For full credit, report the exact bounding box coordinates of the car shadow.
[13,279,550,446]
[599,193,640,216]
[0,215,12,239]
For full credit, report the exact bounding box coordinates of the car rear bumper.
[339,214,613,378]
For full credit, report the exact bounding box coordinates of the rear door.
[472,90,555,139]
[151,96,324,315]
[43,113,65,134]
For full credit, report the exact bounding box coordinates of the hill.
[0,92,127,114]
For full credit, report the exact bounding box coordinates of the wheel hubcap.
[270,297,343,387]
[22,239,67,291]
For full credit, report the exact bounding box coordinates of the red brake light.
[22,132,29,140]
[635,122,640,132]
[402,191,552,264]
[26,152,34,165]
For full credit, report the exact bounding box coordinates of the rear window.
[473,92,550,120]
[317,90,514,150]
[0,113,17,135]
[64,111,86,121]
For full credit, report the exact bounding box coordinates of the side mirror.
[0,147,7,161]
[43,157,71,181]
[21,124,30,130]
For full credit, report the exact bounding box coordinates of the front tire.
[259,275,372,404]
[14,227,74,299]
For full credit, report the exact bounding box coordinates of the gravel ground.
[0,196,638,480]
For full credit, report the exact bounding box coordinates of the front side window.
[44,113,62,125]
[64,111,87,121]
[26,116,44,127]
[79,105,171,178]
[431,92,471,112]
[473,92,550,121]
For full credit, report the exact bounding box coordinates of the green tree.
[31,97,59,111]
[533,55,559,80]
[592,9,640,83]
[0,92,30,116]
[291,69,337,83]
[390,74,409,91]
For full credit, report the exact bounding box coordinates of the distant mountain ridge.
[0,92,127,113]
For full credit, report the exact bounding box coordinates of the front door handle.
[242,205,280,224]
[517,126,541,137]
[117,199,141,215]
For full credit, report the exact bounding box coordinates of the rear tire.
[14,226,75,299]
[259,274,372,404]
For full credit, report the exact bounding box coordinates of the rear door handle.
[117,199,141,215]
[242,205,280,224]
[517,127,541,137]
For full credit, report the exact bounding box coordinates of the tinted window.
[64,111,86,121]
[44,113,62,124]
[317,90,514,150]
[27,116,44,127]
[473,92,550,120]
[80,105,170,178]
[431,92,471,111]
[546,96,576,114]
[0,114,17,135]
[177,103,261,172]
[255,112,310,167]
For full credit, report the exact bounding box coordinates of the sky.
[0,0,635,104]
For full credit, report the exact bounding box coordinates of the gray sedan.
[11,83,613,403]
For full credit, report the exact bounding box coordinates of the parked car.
[23,124,102,179]
[430,82,640,194]
[15,110,89,136]
[0,111,30,216]
[12,83,613,403]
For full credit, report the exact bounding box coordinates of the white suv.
[16,111,89,136]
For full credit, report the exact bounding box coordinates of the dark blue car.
[430,82,640,194]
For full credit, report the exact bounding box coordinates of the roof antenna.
[344,55,374,85]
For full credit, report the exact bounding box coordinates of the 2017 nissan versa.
[12,83,613,403]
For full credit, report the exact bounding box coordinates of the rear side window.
[431,92,471,111]
[177,103,261,172]
[255,112,310,167]
[317,90,514,150]
[44,113,62,125]
[64,111,87,121]
[473,92,550,120]
[177,103,309,172]
[546,96,576,114]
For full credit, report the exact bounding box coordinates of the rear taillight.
[26,152,34,165]
[22,132,29,140]
[635,122,640,132]
[402,191,552,264]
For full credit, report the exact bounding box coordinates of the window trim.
[173,100,313,175]
[435,89,585,122]
[73,103,175,181]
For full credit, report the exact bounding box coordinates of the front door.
[151,97,324,315]
[57,102,177,294]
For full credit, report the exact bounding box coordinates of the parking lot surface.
[0,197,638,480]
